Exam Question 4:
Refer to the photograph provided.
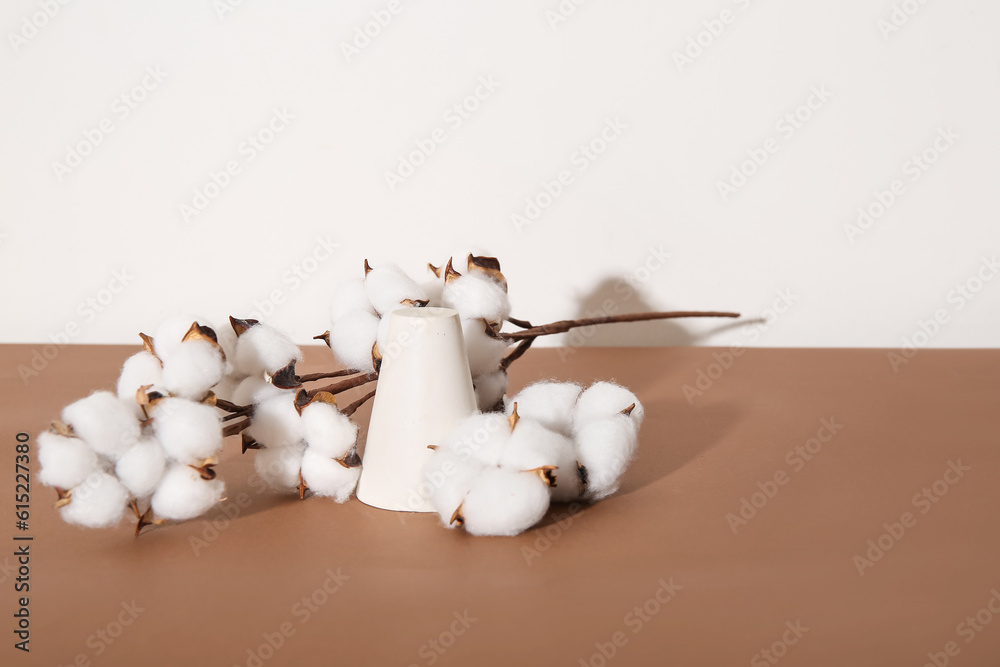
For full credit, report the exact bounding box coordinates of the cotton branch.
[498,310,740,341]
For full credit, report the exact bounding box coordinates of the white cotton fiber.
[301,402,357,458]
[212,375,242,403]
[501,418,583,502]
[233,323,303,376]
[117,351,163,414]
[60,472,129,529]
[364,264,427,315]
[460,467,551,537]
[331,278,375,322]
[442,274,511,323]
[255,442,306,490]
[115,438,167,498]
[150,464,224,521]
[152,398,223,465]
[473,370,508,412]
[329,310,379,373]
[209,318,239,367]
[574,382,645,431]
[461,319,508,376]
[501,419,573,474]
[438,413,511,466]
[231,376,283,407]
[152,315,205,362]
[38,432,100,490]
[300,449,361,502]
[161,339,225,400]
[508,382,583,436]
[575,415,639,501]
[61,391,140,460]
[249,392,304,449]
[425,450,483,527]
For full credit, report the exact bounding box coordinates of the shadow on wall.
[570,277,745,347]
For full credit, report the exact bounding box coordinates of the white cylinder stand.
[356,307,477,512]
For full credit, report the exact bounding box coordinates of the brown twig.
[222,418,252,438]
[214,398,249,413]
[498,311,740,341]
[341,389,377,417]
[506,316,533,329]
[500,337,536,371]
[307,372,379,398]
[297,368,362,383]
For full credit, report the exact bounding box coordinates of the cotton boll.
[152,315,205,362]
[150,464,225,521]
[255,442,306,490]
[574,382,645,431]
[424,450,483,526]
[249,392,304,449]
[364,264,427,315]
[117,351,163,415]
[473,370,508,412]
[152,398,223,465]
[301,402,357,458]
[231,376,283,407]
[62,391,140,460]
[38,432,100,490]
[331,278,375,322]
[507,382,583,436]
[300,449,361,502]
[233,323,303,376]
[437,413,510,466]
[575,415,639,501]
[60,472,129,528]
[442,274,511,323]
[210,318,239,368]
[329,310,379,373]
[461,319,508,376]
[212,375,242,403]
[461,467,550,537]
[115,439,167,498]
[500,419,578,496]
[161,339,226,400]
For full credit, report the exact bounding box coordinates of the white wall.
[2,0,998,350]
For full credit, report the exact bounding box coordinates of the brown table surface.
[1,344,998,667]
